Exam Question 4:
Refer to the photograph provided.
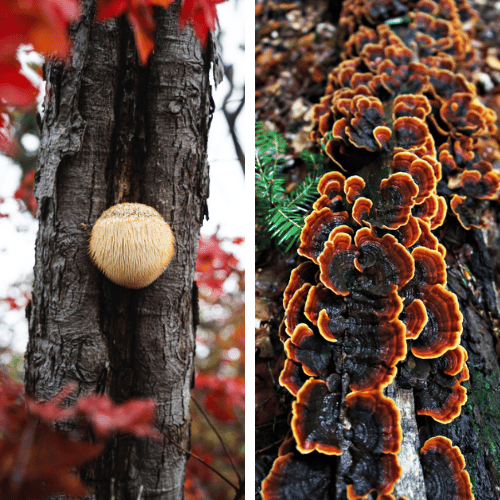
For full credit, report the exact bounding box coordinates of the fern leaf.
[255,120,324,252]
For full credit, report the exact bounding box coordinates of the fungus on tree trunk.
[89,202,175,289]
[420,436,474,499]
[261,0,500,497]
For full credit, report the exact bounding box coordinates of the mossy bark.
[24,0,212,498]
[421,223,500,500]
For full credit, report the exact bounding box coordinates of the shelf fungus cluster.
[261,0,499,498]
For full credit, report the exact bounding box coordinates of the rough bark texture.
[255,0,500,497]
[420,223,500,500]
[25,0,212,498]
[387,385,426,500]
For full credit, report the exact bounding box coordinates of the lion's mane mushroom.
[89,203,174,289]
[261,0,495,497]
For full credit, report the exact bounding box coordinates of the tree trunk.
[255,0,500,497]
[255,187,500,500]
[422,223,500,500]
[25,0,212,498]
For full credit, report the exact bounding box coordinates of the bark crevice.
[25,0,212,498]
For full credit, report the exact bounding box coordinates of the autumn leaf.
[0,376,99,499]
[97,0,175,65]
[126,3,157,65]
[0,425,102,500]
[196,233,240,298]
[0,63,39,109]
[0,373,159,499]
[0,0,79,114]
[195,374,244,423]
[0,0,80,61]
[14,170,38,216]
[96,0,129,19]
[189,229,244,499]
[1,291,30,311]
[75,395,158,438]
[179,0,225,46]
[3,297,22,310]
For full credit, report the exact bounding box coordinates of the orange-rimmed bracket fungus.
[258,0,498,497]
[89,203,175,289]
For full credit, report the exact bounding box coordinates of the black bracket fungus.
[420,436,474,500]
[261,0,500,498]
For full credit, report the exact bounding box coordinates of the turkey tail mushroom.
[261,0,498,497]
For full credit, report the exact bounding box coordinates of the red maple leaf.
[75,395,158,438]
[195,374,244,423]
[0,373,159,499]
[14,170,38,217]
[25,384,78,424]
[0,0,79,111]
[1,293,30,311]
[179,0,225,46]
[0,63,39,109]
[196,233,240,298]
[97,0,175,65]
[185,475,208,500]
[0,0,80,62]
[3,297,21,310]
[0,424,102,500]
[0,376,101,499]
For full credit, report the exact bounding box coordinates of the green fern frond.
[256,119,324,252]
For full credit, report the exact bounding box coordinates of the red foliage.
[188,231,244,500]
[0,63,39,109]
[14,170,37,217]
[196,232,241,299]
[179,0,226,46]
[74,395,157,438]
[2,0,80,60]
[0,373,158,500]
[2,292,30,311]
[185,475,209,500]
[3,297,21,310]
[0,0,80,112]
[97,0,175,65]
[195,374,244,423]
[186,445,215,483]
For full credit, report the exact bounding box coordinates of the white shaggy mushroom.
[89,203,175,289]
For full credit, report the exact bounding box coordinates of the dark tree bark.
[25,0,213,498]
[255,185,500,500]
[420,223,500,500]
[255,0,500,497]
